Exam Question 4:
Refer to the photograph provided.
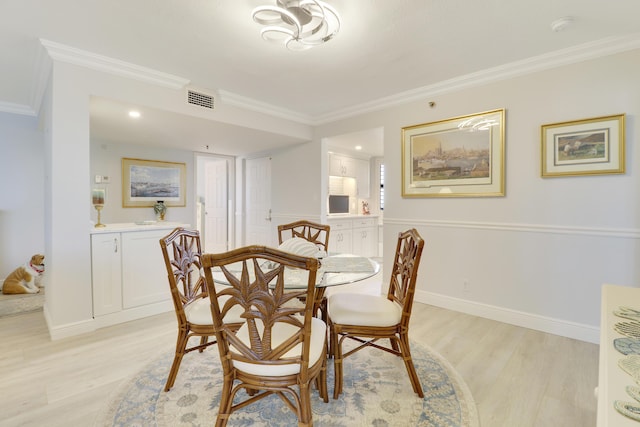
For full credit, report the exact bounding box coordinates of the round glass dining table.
[209,253,380,317]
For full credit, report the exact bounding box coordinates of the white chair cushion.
[278,237,319,257]
[328,293,402,327]
[232,316,327,377]
[184,295,244,325]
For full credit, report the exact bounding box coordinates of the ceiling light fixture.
[252,0,341,51]
[128,110,141,118]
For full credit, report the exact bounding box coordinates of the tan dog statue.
[2,254,45,294]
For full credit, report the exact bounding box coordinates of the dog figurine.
[2,254,45,294]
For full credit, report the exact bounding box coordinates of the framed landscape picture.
[541,114,625,177]
[401,109,505,197]
[122,158,186,207]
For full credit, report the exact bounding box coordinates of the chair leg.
[164,329,189,391]
[198,335,208,353]
[332,328,343,399]
[215,377,234,427]
[397,333,424,398]
[298,382,313,427]
[319,349,329,403]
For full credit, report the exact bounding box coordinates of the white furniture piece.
[597,284,640,426]
[90,222,189,327]
[327,216,378,257]
[328,153,370,198]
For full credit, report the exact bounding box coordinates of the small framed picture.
[541,114,625,177]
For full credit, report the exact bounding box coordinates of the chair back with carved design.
[387,228,425,330]
[327,228,425,399]
[202,245,328,427]
[278,220,330,251]
[160,227,244,392]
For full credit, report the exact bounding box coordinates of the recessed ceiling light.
[355,145,362,150]
[128,110,141,118]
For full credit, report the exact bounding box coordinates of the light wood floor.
[0,300,599,426]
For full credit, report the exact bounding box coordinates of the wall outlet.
[463,279,471,293]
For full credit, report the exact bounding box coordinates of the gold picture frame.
[402,109,505,198]
[541,114,625,177]
[122,158,186,207]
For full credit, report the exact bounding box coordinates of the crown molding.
[217,90,314,125]
[39,39,191,90]
[5,34,640,123]
[314,33,640,125]
[0,101,37,116]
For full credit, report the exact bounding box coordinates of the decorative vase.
[153,201,167,221]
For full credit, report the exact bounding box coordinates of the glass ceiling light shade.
[252,0,341,51]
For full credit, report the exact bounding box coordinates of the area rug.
[95,341,479,427]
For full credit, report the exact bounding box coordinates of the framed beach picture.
[401,109,505,197]
[541,114,625,177]
[122,158,186,207]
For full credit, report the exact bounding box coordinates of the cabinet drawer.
[353,217,376,228]
[328,219,353,230]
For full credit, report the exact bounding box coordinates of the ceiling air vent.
[187,89,214,109]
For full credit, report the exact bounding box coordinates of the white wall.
[35,55,313,339]
[315,48,640,343]
[89,139,195,225]
[269,141,322,242]
[0,113,45,279]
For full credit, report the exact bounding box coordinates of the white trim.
[39,39,190,90]
[384,217,640,240]
[416,290,599,344]
[44,305,96,340]
[0,101,36,116]
[218,90,313,125]
[9,34,640,125]
[44,300,174,340]
[314,33,640,124]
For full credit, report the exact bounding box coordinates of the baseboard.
[44,300,173,340]
[415,290,599,344]
[43,305,97,340]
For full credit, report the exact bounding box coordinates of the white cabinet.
[91,223,187,327]
[91,233,122,316]
[329,154,370,198]
[328,219,353,254]
[329,154,356,177]
[351,217,377,257]
[328,217,378,257]
[121,230,170,309]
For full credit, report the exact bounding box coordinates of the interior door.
[204,159,228,252]
[245,157,272,246]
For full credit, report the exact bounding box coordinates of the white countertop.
[89,222,190,234]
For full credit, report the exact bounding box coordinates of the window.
[379,163,384,211]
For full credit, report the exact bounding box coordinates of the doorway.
[196,154,234,252]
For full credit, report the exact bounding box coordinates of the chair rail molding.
[383,218,640,240]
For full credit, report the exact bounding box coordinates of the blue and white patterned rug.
[95,340,479,427]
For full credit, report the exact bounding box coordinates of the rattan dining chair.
[327,228,425,399]
[159,227,242,392]
[202,245,328,427]
[277,220,330,252]
[278,220,331,321]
